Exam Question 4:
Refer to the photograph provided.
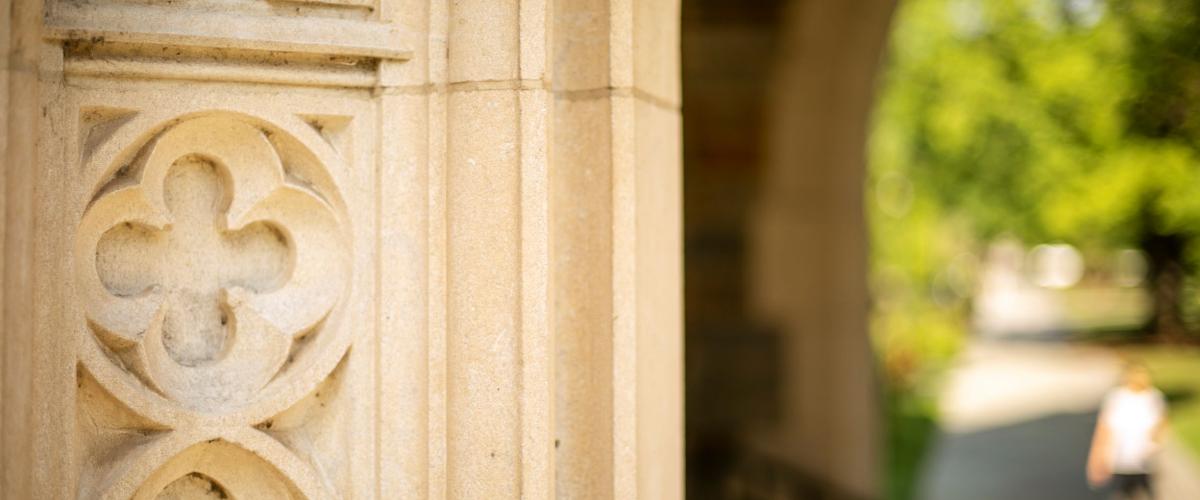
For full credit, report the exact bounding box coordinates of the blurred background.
[682,0,1200,498]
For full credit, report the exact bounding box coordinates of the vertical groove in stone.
[551,95,616,499]
[34,41,70,500]
[427,90,450,500]
[446,88,521,499]
[0,0,34,495]
[379,90,430,499]
[0,0,11,488]
[376,1,435,497]
[518,2,555,497]
[610,93,638,500]
[374,92,385,500]
[548,2,616,498]
[427,1,450,499]
[518,87,554,500]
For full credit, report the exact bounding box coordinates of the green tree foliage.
[871,0,1200,341]
[872,4,1200,497]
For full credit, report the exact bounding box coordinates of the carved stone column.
[1,0,681,497]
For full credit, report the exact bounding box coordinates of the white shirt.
[1101,387,1166,473]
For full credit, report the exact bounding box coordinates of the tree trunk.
[1141,232,1189,342]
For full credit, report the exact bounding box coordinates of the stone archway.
[683,0,895,498]
[6,0,904,496]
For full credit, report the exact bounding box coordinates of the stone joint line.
[377,79,680,110]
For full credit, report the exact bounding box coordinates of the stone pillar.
[749,0,894,498]
[1,0,681,497]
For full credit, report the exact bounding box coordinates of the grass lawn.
[884,388,938,500]
[1116,345,1200,457]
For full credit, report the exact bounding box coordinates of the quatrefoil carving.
[76,114,349,413]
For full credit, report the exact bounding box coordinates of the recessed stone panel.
[65,82,377,498]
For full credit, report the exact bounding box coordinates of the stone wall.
[1,0,681,497]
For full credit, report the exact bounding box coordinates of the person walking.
[1087,363,1168,500]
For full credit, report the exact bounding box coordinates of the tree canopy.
[870,4,1200,497]
[870,0,1200,343]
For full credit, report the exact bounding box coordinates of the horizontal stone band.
[45,3,413,61]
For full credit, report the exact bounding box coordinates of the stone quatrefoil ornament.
[74,114,351,497]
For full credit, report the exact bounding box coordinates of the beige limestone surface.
[1,0,682,498]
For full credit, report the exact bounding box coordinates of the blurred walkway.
[919,340,1200,500]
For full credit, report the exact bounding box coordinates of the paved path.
[919,340,1200,500]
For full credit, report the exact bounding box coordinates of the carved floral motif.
[74,113,352,498]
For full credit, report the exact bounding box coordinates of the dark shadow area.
[682,0,792,496]
[688,430,873,500]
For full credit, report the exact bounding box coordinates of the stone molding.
[2,0,681,497]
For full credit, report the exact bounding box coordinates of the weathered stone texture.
[1,0,681,498]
